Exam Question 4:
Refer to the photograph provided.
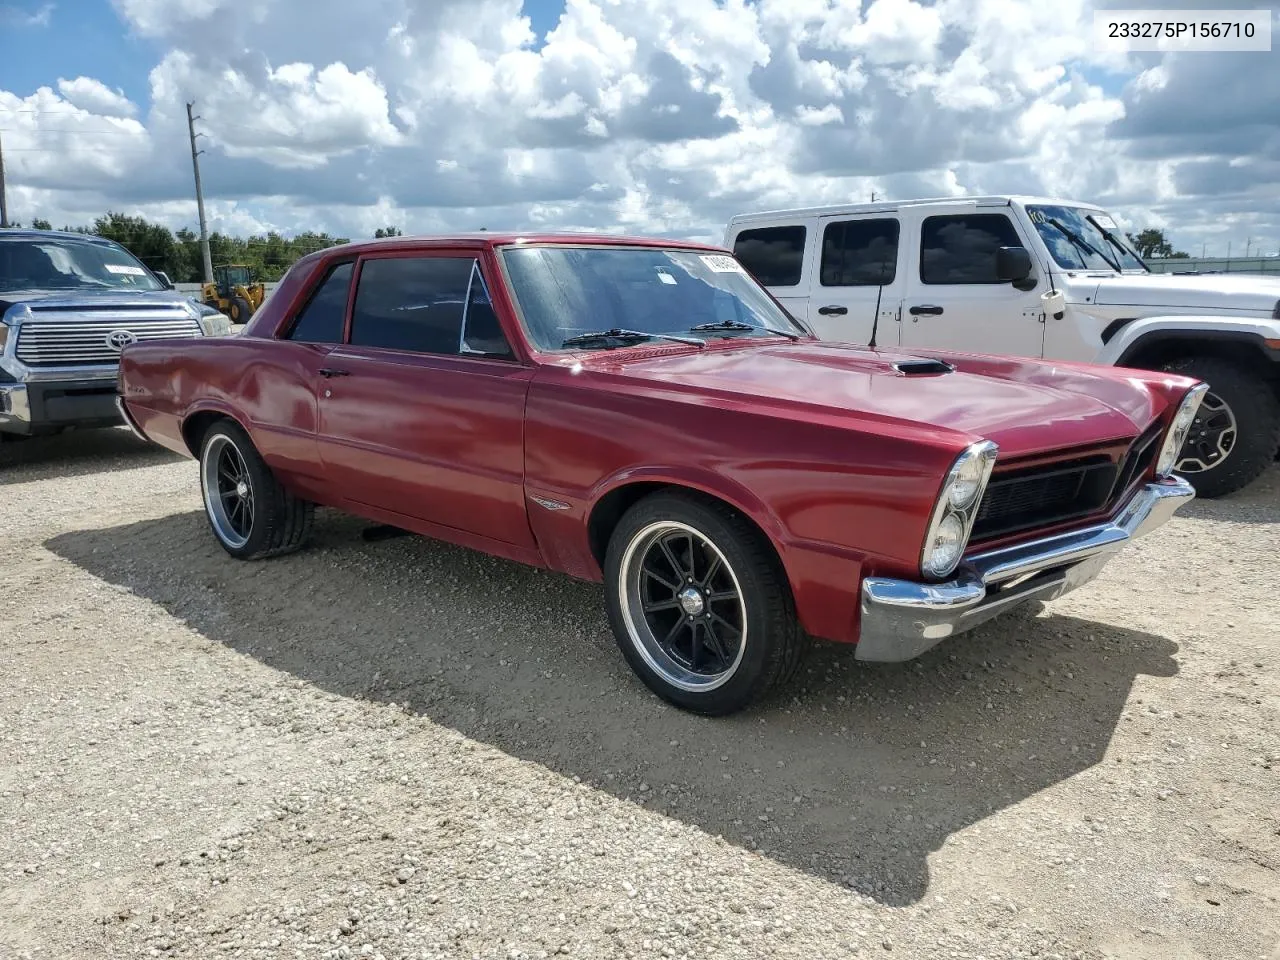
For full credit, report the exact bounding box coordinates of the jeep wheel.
[1162,356,1280,498]
[198,419,314,559]
[603,491,809,716]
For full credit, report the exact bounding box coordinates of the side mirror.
[995,246,1033,284]
[155,270,174,289]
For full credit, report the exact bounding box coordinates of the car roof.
[725,195,1108,226]
[0,228,121,245]
[300,231,727,264]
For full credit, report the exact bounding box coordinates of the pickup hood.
[1077,272,1280,315]
[0,287,197,318]
[597,341,1164,461]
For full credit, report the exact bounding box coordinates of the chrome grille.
[15,314,202,367]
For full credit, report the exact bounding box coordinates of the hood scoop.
[893,357,955,376]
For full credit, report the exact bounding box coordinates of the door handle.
[319,367,350,378]
[817,305,848,316]
[908,305,944,316]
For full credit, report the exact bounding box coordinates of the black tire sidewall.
[230,296,251,323]
[603,492,789,715]
[199,420,277,559]
[1163,356,1280,497]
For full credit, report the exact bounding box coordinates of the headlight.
[199,314,234,337]
[921,440,999,579]
[1155,382,1210,477]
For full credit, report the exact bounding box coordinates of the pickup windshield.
[500,245,808,351]
[1026,205,1148,273]
[0,236,165,293]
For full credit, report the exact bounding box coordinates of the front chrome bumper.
[856,477,1196,662]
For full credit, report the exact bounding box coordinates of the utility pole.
[870,191,877,202]
[186,101,213,284]
[0,131,10,229]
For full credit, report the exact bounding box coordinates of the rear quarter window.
[731,225,806,287]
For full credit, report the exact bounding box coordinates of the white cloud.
[55,77,139,118]
[0,0,1273,259]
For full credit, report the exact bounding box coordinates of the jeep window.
[732,226,806,287]
[501,245,808,350]
[350,256,513,358]
[285,261,353,343]
[1026,204,1148,272]
[821,219,899,287]
[0,236,165,293]
[920,214,1024,285]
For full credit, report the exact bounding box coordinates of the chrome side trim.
[856,477,1195,662]
[530,495,570,511]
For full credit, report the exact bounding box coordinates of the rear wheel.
[603,491,808,715]
[198,419,314,559]
[1161,356,1280,498]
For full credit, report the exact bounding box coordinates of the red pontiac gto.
[116,233,1207,715]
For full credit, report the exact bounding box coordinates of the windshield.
[1026,205,1148,273]
[500,245,808,351]
[0,236,165,293]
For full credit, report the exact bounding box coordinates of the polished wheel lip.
[617,519,747,693]
[200,433,254,549]
[1175,389,1237,474]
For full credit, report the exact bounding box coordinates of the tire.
[603,490,809,715]
[197,418,314,560]
[1161,356,1280,498]
[229,296,252,324]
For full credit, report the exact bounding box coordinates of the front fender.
[1098,314,1280,367]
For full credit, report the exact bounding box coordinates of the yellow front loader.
[202,264,266,324]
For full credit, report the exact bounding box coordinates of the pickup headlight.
[1155,382,1210,477]
[199,314,234,337]
[922,440,999,579]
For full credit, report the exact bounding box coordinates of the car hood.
[595,341,1163,460]
[1076,272,1280,315]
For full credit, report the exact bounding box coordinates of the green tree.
[31,218,53,230]
[1125,227,1187,259]
[374,226,402,238]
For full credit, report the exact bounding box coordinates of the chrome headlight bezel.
[1155,382,1210,478]
[921,440,1000,580]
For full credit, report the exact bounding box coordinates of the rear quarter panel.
[523,362,965,644]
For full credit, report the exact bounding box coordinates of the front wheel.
[1161,356,1280,498]
[603,491,808,715]
[198,419,314,559]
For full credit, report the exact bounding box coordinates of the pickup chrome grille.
[15,314,202,367]
[971,421,1165,542]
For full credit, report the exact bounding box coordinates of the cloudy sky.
[1,0,1276,255]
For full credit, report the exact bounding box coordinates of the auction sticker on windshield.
[105,264,147,276]
[700,255,745,273]
[1091,214,1119,230]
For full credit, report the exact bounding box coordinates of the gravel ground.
[1,428,1278,960]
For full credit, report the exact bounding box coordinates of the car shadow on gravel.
[1180,464,1279,526]
[47,510,1180,907]
[0,427,181,485]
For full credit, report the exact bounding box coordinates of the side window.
[920,214,1023,285]
[820,219,899,286]
[285,261,353,343]
[350,257,473,355]
[732,225,806,287]
[459,263,514,358]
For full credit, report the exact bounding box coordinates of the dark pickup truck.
[0,229,231,441]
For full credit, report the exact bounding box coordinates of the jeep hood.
[596,341,1164,460]
[1077,272,1280,315]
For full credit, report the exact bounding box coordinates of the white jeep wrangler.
[724,195,1280,498]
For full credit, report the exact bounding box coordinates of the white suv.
[725,195,1280,498]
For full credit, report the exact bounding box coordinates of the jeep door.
[898,209,1046,358]
[313,249,537,550]
[803,215,906,346]
[728,221,814,326]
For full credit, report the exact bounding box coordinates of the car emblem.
[105,329,138,351]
